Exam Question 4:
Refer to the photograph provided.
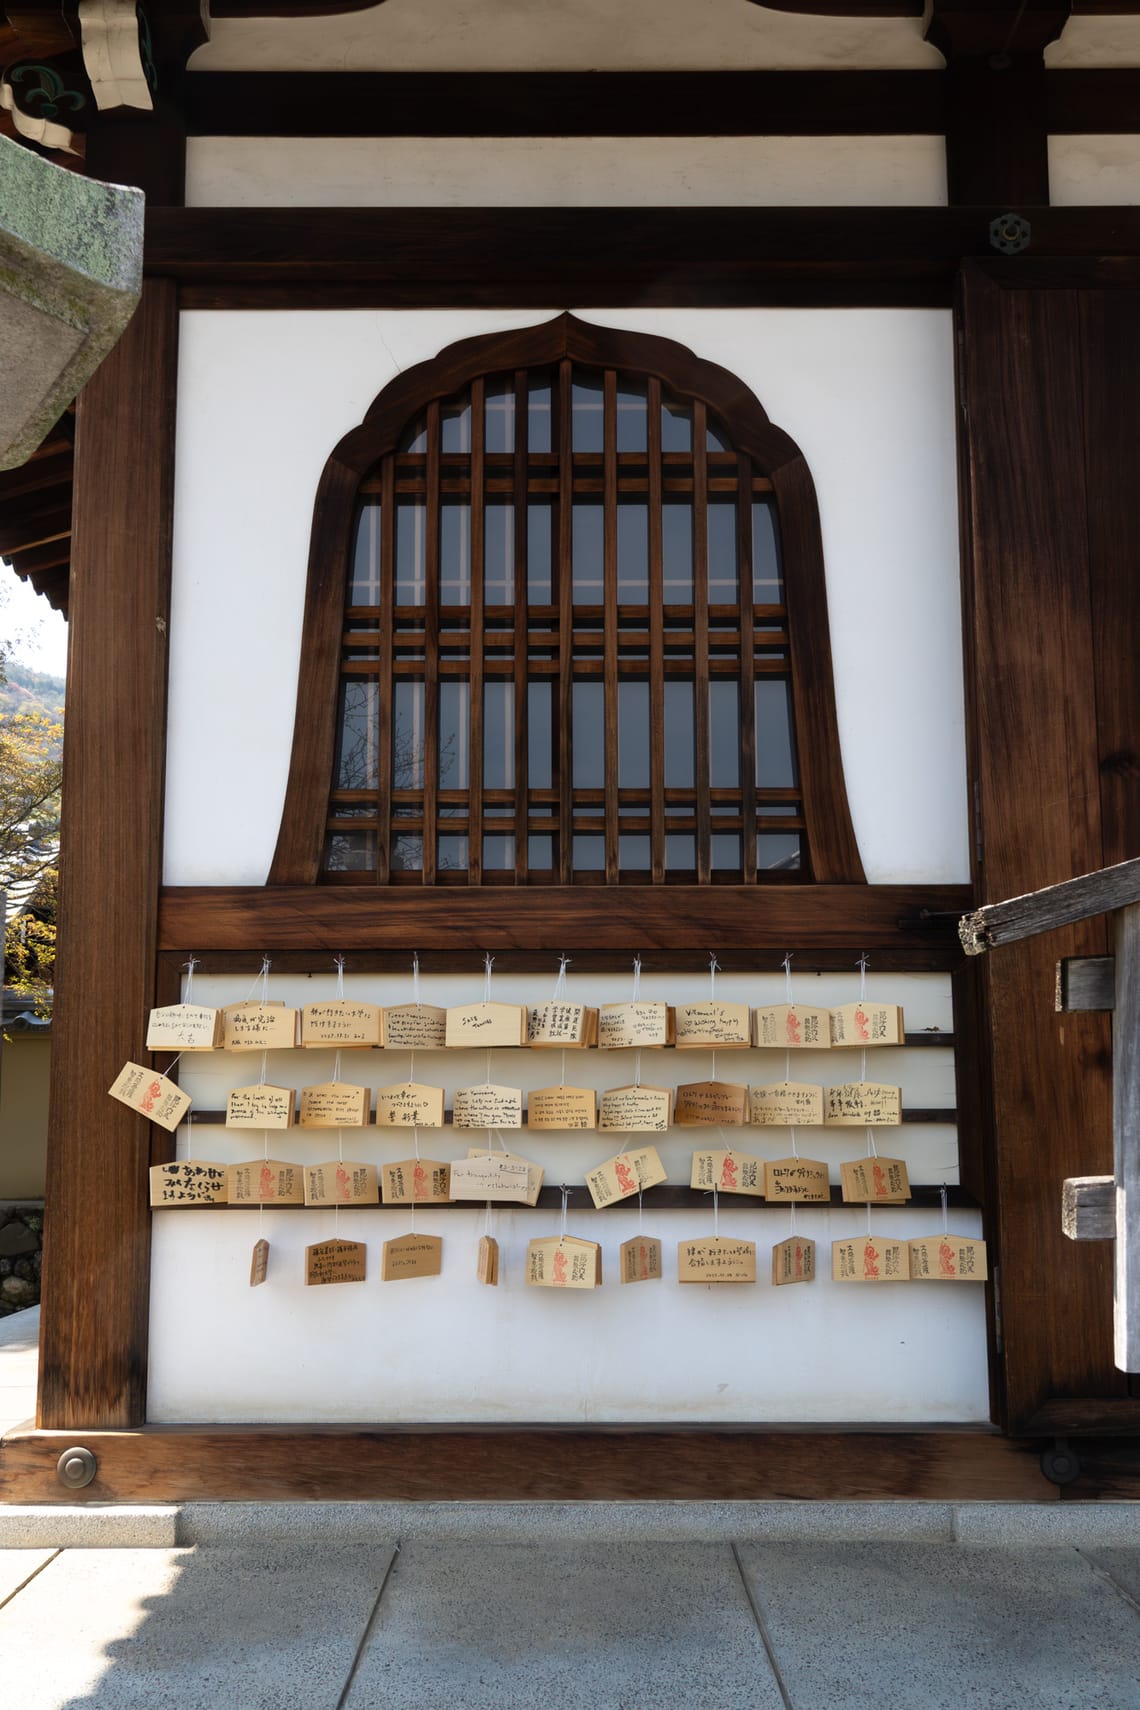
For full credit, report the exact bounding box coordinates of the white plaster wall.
[189,3,943,72]
[1049,135,1140,204]
[167,307,967,887]
[1048,21,1140,67]
[186,136,948,209]
[148,967,988,1425]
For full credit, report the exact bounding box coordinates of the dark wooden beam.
[142,207,1140,313]
[37,281,179,1432]
[0,1425,1054,1504]
[157,882,971,956]
[183,70,947,138]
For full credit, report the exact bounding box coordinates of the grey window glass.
[350,502,381,605]
[335,682,379,791]
[572,681,604,789]
[619,681,650,789]
[755,679,797,789]
[395,501,425,604]
[484,681,515,790]
[439,680,469,791]
[664,682,695,789]
[753,500,783,603]
[440,501,471,604]
[485,503,514,604]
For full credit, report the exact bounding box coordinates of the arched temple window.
[270,317,863,888]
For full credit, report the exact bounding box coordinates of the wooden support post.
[37,281,178,1429]
[1114,903,1140,1372]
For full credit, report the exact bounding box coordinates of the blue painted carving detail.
[136,5,159,96]
[8,64,87,121]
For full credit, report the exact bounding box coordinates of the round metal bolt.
[1040,1444,1081,1486]
[57,1447,97,1489]
[989,213,1031,256]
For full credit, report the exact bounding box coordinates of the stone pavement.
[1,1309,1139,1708]
[0,1526,1139,1708]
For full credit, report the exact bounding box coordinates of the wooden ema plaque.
[829,1002,904,1049]
[597,1001,673,1049]
[453,1083,523,1129]
[149,1161,227,1207]
[381,1233,443,1281]
[305,1237,367,1286]
[690,1150,764,1197]
[108,1062,191,1132]
[226,1159,305,1206]
[909,1234,988,1282]
[250,1238,269,1287]
[299,1081,369,1128]
[468,1149,544,1205]
[677,1237,757,1284]
[832,1236,910,1283]
[477,1234,500,1286]
[380,1003,447,1049]
[146,1003,222,1051]
[619,1235,663,1283]
[764,1157,830,1203]
[453,1151,539,1203]
[824,1083,902,1126]
[222,1001,299,1051]
[528,1085,597,1130]
[527,1235,601,1289]
[673,1000,752,1050]
[304,1161,379,1206]
[674,1080,749,1127]
[225,1084,296,1130]
[374,1082,445,1128]
[598,1085,673,1133]
[528,1001,597,1048]
[381,1158,452,1205]
[840,1156,911,1204]
[753,1004,831,1050]
[771,1235,817,1286]
[445,1001,528,1049]
[749,1081,825,1128]
[585,1146,666,1209]
[300,1000,382,1049]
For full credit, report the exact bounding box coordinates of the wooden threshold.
[157,883,971,959]
[0,1424,1056,1505]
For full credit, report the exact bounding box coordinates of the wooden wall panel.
[1081,291,1140,871]
[956,265,1120,1431]
[36,283,179,1430]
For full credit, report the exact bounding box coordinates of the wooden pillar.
[37,281,179,1430]
[928,3,1068,205]
[954,262,1121,1429]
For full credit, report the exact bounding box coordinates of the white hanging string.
[485,1047,492,1086]
[259,955,271,1004]
[559,1183,571,1241]
[334,954,346,998]
[782,951,794,1082]
[789,1122,799,1160]
[412,951,422,1006]
[637,1183,644,1232]
[183,955,199,1003]
[866,1125,878,1159]
[553,954,570,999]
[941,1182,949,1236]
[788,1196,797,1236]
[858,952,869,1083]
[333,1048,343,1084]
[708,952,719,1000]
[712,1183,719,1237]
[413,1122,421,1162]
[258,1047,268,1088]
[409,1048,416,1084]
[634,1049,642,1089]
[483,952,494,1004]
[241,954,272,1002]
[631,954,641,1000]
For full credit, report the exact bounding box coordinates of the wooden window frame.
[269,314,864,891]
